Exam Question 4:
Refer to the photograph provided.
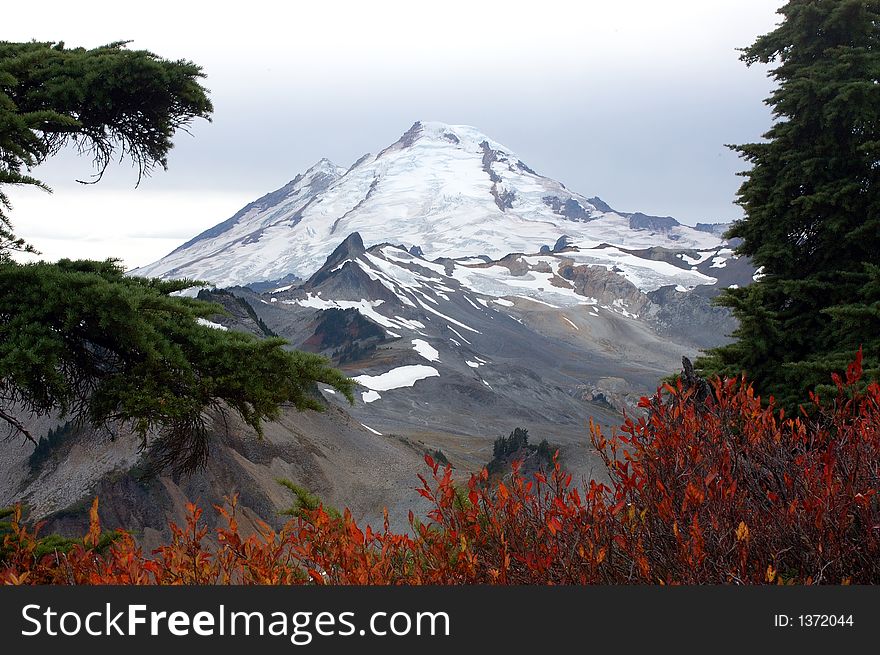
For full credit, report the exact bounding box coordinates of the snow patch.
[287,294,422,332]
[362,390,381,403]
[414,296,480,333]
[447,326,472,345]
[354,365,440,391]
[463,295,483,310]
[412,338,440,362]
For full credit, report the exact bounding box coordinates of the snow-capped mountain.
[132,119,754,452]
[133,121,728,288]
[3,123,761,543]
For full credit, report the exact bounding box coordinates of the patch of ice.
[362,390,381,403]
[361,423,383,435]
[562,316,579,330]
[493,298,514,307]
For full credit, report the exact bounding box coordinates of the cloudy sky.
[5,0,783,269]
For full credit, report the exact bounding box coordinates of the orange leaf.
[85,497,101,548]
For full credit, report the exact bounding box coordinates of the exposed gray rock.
[585,196,616,213]
[553,235,574,252]
[627,212,680,232]
[644,285,736,349]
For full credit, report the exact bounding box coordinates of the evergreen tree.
[0,42,354,472]
[697,1,880,407]
[0,40,213,258]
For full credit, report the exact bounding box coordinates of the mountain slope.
[218,233,748,440]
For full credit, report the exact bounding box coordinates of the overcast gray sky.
[5,0,783,269]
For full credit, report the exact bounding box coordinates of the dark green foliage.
[277,478,341,520]
[0,505,118,560]
[19,529,117,560]
[487,428,554,476]
[536,438,553,461]
[32,532,118,559]
[492,427,529,460]
[28,420,75,472]
[697,1,880,408]
[0,41,356,473]
[0,259,354,473]
[0,40,213,258]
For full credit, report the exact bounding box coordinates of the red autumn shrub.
[2,353,878,585]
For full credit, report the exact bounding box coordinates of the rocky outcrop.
[558,263,650,316]
[644,285,736,349]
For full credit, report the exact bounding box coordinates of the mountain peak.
[304,157,345,178]
[376,121,509,156]
[135,121,726,287]
[303,232,369,290]
[327,231,365,264]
